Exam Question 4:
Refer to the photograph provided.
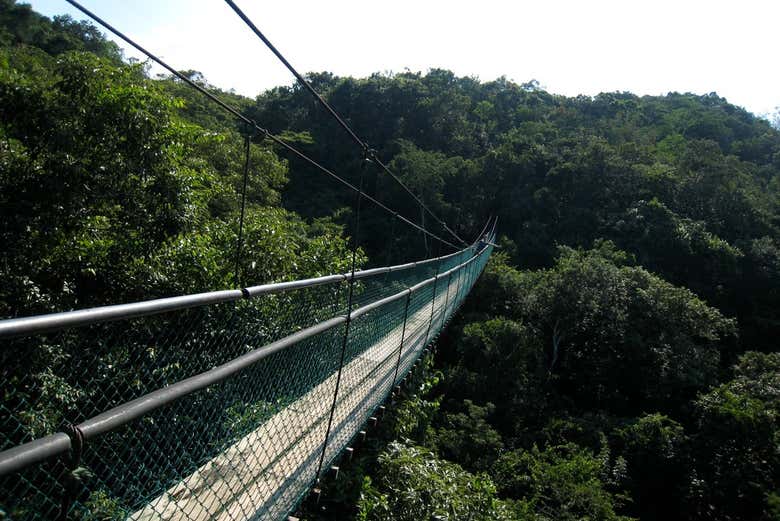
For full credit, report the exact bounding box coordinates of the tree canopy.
[2,2,780,520]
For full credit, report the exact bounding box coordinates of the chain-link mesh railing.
[0,235,494,521]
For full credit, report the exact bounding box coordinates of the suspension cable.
[222,0,468,247]
[315,151,369,482]
[63,0,458,251]
[223,0,366,150]
[234,130,252,287]
[264,133,458,250]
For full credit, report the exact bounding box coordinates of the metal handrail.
[0,239,493,477]
[0,241,477,339]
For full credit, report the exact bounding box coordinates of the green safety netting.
[0,239,493,521]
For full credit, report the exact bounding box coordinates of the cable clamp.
[57,422,86,521]
[62,422,85,470]
[363,146,377,163]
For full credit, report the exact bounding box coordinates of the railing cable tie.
[57,423,85,521]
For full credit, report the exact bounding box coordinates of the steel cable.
[62,0,459,251]
[222,0,468,247]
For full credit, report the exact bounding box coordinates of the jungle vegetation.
[1,2,779,519]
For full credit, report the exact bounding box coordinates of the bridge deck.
[130,275,465,521]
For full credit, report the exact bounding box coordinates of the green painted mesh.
[0,244,493,520]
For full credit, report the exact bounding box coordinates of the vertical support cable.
[315,150,370,482]
[453,260,464,314]
[420,207,429,258]
[464,253,472,301]
[468,247,477,292]
[384,214,397,269]
[464,257,471,297]
[56,424,84,521]
[445,269,454,322]
[441,271,452,328]
[424,243,442,345]
[234,131,252,288]
[392,292,412,387]
[458,259,467,310]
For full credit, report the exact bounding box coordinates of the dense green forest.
[1,1,779,520]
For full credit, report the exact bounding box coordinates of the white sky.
[28,0,780,118]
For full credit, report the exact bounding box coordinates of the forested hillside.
[0,0,356,322]
[1,2,779,520]
[275,70,780,520]
[251,70,780,355]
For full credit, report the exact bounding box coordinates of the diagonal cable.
[62,0,458,251]
[222,0,468,247]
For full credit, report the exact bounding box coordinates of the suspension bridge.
[0,2,496,520]
[0,233,494,520]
